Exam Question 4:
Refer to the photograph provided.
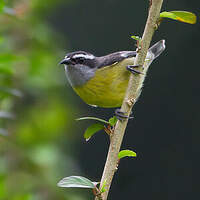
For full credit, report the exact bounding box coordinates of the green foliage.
[57,176,97,189]
[77,116,118,126]
[0,87,22,97]
[100,179,107,193]
[160,11,197,24]
[84,123,104,141]
[77,116,118,140]
[118,150,137,159]
[131,35,141,41]
[0,0,85,200]
[0,53,18,63]
[0,0,5,13]
[108,116,117,126]
[131,35,142,47]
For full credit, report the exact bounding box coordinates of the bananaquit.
[60,40,165,108]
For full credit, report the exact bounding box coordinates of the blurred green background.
[0,0,199,200]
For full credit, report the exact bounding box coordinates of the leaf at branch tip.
[84,123,104,141]
[108,116,117,126]
[131,35,142,41]
[118,150,137,160]
[57,176,96,189]
[76,116,109,124]
[160,11,197,24]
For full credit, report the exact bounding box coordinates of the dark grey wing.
[97,51,136,68]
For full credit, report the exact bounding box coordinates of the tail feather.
[148,40,166,59]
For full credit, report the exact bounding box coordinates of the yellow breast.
[73,58,135,108]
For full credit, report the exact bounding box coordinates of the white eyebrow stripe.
[73,54,95,59]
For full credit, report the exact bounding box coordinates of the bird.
[60,40,165,110]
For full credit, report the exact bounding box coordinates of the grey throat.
[64,64,97,87]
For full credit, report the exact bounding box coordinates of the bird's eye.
[70,58,76,64]
[78,57,85,64]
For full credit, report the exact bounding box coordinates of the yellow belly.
[73,58,134,108]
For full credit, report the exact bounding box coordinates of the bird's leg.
[127,65,144,75]
[115,108,133,121]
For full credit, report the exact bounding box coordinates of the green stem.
[76,117,109,124]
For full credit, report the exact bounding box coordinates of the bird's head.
[59,51,100,87]
[60,51,97,68]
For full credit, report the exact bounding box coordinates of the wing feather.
[97,51,136,68]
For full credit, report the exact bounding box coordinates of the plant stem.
[96,1,163,199]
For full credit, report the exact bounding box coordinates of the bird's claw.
[115,109,133,121]
[127,65,144,75]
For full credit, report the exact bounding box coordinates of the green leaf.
[76,116,109,124]
[0,65,13,75]
[160,11,197,24]
[131,35,141,41]
[118,150,137,159]
[100,179,107,193]
[108,116,117,126]
[84,123,104,141]
[57,176,96,189]
[0,53,18,63]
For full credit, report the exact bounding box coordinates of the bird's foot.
[115,108,133,121]
[127,65,144,75]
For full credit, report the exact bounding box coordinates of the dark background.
[0,0,199,200]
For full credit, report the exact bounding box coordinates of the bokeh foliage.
[0,0,87,199]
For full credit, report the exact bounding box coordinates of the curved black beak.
[59,58,70,65]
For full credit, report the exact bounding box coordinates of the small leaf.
[57,176,96,189]
[160,11,197,24]
[84,123,104,141]
[76,116,109,124]
[108,116,117,126]
[131,35,141,41]
[100,179,107,193]
[118,150,137,159]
